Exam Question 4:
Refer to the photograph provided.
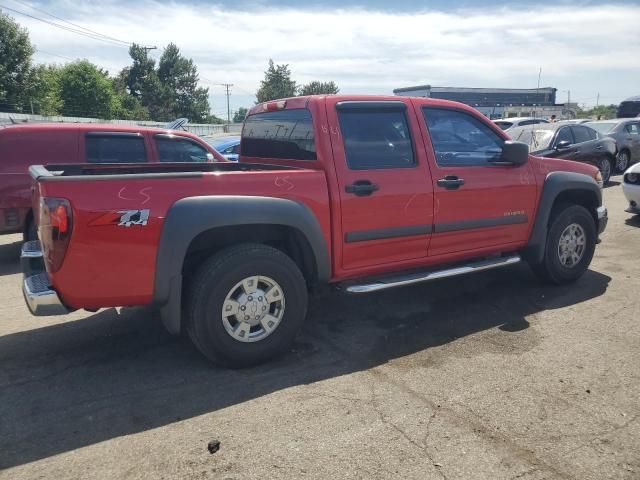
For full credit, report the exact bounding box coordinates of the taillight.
[39,197,73,272]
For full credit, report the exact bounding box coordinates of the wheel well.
[182,224,319,286]
[551,189,599,225]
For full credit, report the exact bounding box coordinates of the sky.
[3,0,640,118]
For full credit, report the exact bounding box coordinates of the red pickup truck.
[21,95,607,366]
[0,123,225,239]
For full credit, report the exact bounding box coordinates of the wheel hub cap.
[557,223,586,268]
[222,276,285,342]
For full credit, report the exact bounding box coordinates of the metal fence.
[0,112,243,136]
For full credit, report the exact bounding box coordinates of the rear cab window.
[85,132,146,163]
[242,109,316,160]
[155,135,210,162]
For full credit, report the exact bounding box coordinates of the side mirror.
[556,140,572,150]
[496,141,529,166]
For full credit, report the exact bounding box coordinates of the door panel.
[325,98,434,271]
[417,103,537,257]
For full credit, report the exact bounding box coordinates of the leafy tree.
[28,64,62,116]
[58,60,118,119]
[299,81,339,96]
[157,43,210,122]
[578,104,617,120]
[233,107,248,123]
[0,12,35,112]
[256,59,297,103]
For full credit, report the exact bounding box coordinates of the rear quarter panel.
[39,169,330,309]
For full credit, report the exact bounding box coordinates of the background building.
[393,85,576,120]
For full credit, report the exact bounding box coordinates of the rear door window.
[85,133,146,163]
[572,126,594,143]
[626,123,640,135]
[155,136,209,162]
[242,109,316,160]
[337,104,415,169]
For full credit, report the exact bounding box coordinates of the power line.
[8,0,133,45]
[0,3,151,49]
[35,48,74,61]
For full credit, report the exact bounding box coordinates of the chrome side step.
[23,272,70,316]
[345,254,521,294]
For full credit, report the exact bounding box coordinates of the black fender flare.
[153,195,330,334]
[523,171,601,264]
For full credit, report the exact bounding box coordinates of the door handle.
[345,180,379,196]
[437,175,465,190]
[596,145,603,150]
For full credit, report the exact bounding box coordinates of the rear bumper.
[21,240,70,316]
[597,205,608,236]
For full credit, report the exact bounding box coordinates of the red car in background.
[0,123,226,239]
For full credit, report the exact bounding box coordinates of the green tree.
[256,59,297,103]
[0,12,35,112]
[299,81,339,96]
[28,64,62,116]
[574,104,617,120]
[233,107,248,123]
[157,43,210,122]
[58,60,118,119]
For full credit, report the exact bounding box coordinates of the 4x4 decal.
[89,209,150,227]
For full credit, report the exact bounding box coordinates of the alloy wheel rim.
[557,223,586,268]
[221,275,285,343]
[616,152,629,172]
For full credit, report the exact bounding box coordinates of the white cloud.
[14,0,640,108]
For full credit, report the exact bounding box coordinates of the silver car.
[585,119,640,172]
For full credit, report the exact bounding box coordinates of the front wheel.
[615,150,630,173]
[528,204,597,284]
[185,243,308,367]
[596,157,613,185]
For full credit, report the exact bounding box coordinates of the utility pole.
[596,92,600,107]
[142,46,157,54]
[219,83,233,124]
[567,90,571,105]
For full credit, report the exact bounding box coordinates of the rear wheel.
[596,157,612,185]
[528,204,596,284]
[615,150,630,173]
[185,243,308,367]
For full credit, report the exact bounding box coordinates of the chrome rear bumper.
[21,241,70,316]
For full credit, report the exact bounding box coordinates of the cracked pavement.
[0,176,639,479]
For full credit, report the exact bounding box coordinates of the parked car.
[509,123,617,184]
[622,163,640,215]
[617,95,640,118]
[22,95,607,367]
[203,135,240,161]
[0,123,226,239]
[585,119,640,172]
[493,117,549,131]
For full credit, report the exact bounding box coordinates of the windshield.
[509,128,555,151]
[585,122,616,134]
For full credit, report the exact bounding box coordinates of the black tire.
[185,243,308,367]
[596,157,613,185]
[528,204,596,285]
[616,150,630,173]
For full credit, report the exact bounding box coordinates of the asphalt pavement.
[0,176,638,479]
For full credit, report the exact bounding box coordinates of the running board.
[344,254,521,294]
